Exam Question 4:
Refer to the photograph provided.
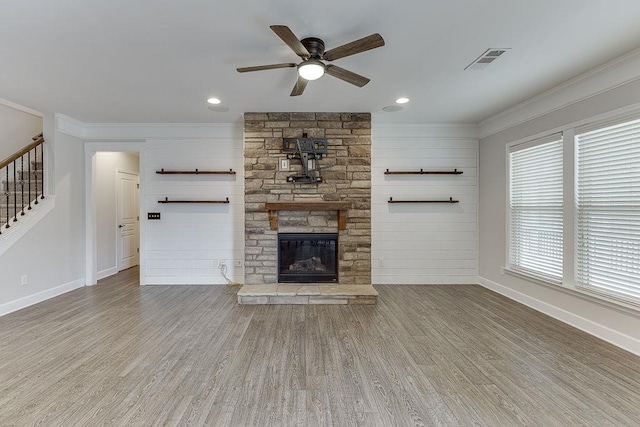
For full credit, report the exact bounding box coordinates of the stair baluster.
[39,142,44,200]
[0,133,45,232]
[4,166,9,229]
[20,156,25,216]
[34,143,39,204]
[13,160,17,222]
[27,151,32,211]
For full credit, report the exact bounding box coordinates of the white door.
[117,170,139,271]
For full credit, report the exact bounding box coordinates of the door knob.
[118,225,125,228]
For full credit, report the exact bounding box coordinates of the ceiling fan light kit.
[237,25,384,96]
[298,59,325,81]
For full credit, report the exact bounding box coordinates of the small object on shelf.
[158,197,230,204]
[388,197,459,204]
[384,168,463,175]
[156,168,236,175]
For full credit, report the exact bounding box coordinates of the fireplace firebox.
[278,233,338,283]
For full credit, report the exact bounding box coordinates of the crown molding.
[0,98,43,118]
[479,47,640,139]
[55,114,87,138]
[373,123,479,139]
[55,114,242,140]
[56,114,477,140]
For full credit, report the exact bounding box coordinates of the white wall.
[81,125,245,286]
[144,135,244,285]
[0,101,43,159]
[479,77,640,355]
[372,124,478,284]
[95,152,140,278]
[0,115,86,316]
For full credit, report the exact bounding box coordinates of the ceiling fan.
[237,25,385,96]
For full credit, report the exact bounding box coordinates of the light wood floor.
[1,268,640,426]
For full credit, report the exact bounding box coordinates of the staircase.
[0,133,45,234]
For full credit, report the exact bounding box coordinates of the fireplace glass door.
[278,233,338,283]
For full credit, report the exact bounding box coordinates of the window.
[509,136,563,280]
[576,117,640,303]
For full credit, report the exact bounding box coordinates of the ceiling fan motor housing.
[301,37,326,59]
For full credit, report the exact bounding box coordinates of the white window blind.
[576,117,640,303]
[509,136,563,280]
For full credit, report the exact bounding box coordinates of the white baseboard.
[0,277,85,317]
[97,266,118,280]
[478,276,640,357]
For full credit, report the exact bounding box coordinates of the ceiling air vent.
[465,48,510,71]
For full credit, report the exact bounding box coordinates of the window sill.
[502,266,640,318]
[503,266,562,287]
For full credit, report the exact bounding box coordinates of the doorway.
[85,144,145,286]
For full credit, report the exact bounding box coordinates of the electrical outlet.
[21,275,28,286]
[234,260,242,268]
[219,261,226,269]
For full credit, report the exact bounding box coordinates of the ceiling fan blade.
[324,65,370,87]
[290,76,309,96]
[323,33,385,61]
[237,63,297,73]
[270,25,310,57]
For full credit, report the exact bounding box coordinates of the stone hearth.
[241,112,375,304]
[237,284,378,305]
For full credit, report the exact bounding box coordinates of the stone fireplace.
[239,112,376,304]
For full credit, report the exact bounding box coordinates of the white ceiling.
[2,0,640,125]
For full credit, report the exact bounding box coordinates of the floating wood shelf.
[384,168,463,175]
[264,201,352,231]
[156,169,236,175]
[388,197,459,204]
[158,197,229,204]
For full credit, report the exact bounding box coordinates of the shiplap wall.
[139,122,475,286]
[372,124,478,284]
[144,135,244,285]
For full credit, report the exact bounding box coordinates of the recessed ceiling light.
[383,105,403,112]
[395,97,410,104]
[207,97,221,104]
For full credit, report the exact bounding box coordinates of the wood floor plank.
[1,270,640,426]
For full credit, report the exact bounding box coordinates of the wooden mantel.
[265,201,352,231]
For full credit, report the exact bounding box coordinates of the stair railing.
[0,133,45,234]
